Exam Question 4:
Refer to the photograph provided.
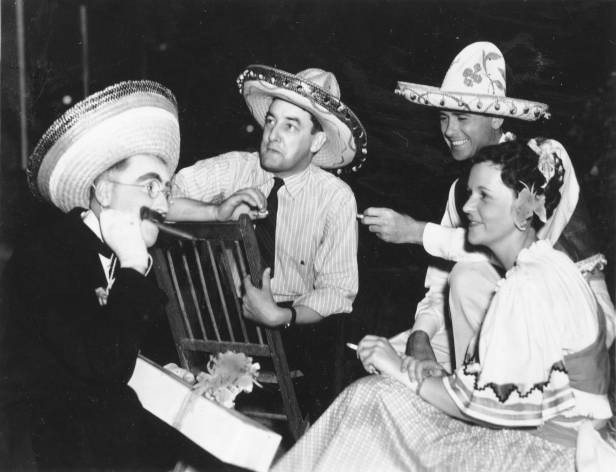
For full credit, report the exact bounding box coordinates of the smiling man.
[168,65,368,418]
[361,42,615,378]
[439,110,503,162]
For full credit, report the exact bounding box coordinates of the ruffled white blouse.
[443,240,612,428]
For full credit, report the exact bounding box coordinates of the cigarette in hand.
[346,342,358,351]
[356,214,364,220]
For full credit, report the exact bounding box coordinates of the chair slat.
[230,242,250,342]
[256,326,265,345]
[167,249,194,339]
[180,242,209,340]
[192,242,221,341]
[206,240,235,342]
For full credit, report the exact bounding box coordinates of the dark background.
[1,0,615,337]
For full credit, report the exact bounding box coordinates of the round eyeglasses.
[107,179,176,202]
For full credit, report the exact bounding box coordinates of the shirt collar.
[275,164,312,199]
[82,209,103,241]
[81,209,113,259]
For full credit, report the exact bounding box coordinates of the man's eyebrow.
[265,111,302,125]
[283,116,301,124]
[135,172,163,182]
[439,111,467,118]
[266,111,302,125]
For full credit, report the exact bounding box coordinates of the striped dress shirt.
[173,151,358,317]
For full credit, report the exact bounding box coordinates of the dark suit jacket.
[0,208,178,470]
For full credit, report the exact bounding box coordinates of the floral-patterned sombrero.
[27,80,180,212]
[395,42,550,121]
[237,65,368,173]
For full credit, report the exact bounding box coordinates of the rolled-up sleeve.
[412,181,461,338]
[173,151,259,202]
[411,264,450,337]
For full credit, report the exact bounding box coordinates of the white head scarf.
[529,138,580,243]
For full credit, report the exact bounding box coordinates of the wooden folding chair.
[151,214,308,441]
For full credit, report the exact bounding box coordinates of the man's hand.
[361,207,426,244]
[357,335,403,378]
[99,209,149,273]
[216,188,267,221]
[402,331,446,382]
[405,330,438,362]
[401,356,447,383]
[242,268,290,327]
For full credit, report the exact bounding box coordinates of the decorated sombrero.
[237,65,368,173]
[27,80,180,213]
[395,42,550,121]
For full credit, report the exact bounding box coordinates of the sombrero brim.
[27,81,180,212]
[395,81,550,121]
[238,65,368,172]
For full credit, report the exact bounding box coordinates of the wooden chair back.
[152,214,307,440]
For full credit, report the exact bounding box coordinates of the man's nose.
[444,119,458,137]
[152,192,169,215]
[268,124,281,141]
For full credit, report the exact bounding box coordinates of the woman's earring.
[514,218,529,231]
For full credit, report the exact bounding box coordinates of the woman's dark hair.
[472,139,564,230]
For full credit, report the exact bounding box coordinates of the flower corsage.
[165,351,261,409]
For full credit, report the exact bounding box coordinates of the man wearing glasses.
[0,81,254,470]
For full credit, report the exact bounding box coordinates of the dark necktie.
[94,237,117,280]
[95,236,113,259]
[255,177,284,278]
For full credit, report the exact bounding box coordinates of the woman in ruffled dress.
[272,139,613,472]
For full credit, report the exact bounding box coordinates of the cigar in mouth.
[140,207,197,240]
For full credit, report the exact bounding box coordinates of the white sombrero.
[27,80,180,212]
[395,42,550,121]
[237,65,368,173]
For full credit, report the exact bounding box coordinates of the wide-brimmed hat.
[237,65,368,173]
[27,80,180,212]
[395,42,550,121]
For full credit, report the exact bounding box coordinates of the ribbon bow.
[527,138,559,188]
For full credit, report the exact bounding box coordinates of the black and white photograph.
[1,1,615,470]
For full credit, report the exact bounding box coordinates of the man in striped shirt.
[168,65,368,417]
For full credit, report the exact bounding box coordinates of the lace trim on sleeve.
[576,254,607,274]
